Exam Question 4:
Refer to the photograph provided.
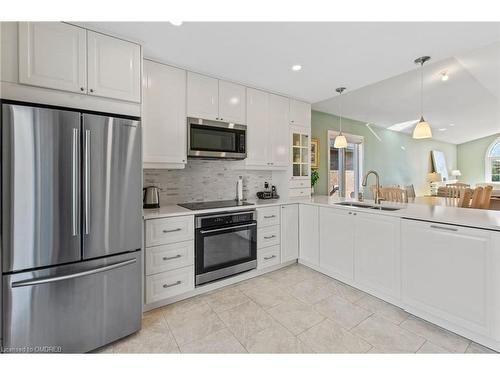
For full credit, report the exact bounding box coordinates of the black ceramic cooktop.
[178,200,255,210]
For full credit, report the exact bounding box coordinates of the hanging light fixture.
[334,87,348,148]
[413,56,432,139]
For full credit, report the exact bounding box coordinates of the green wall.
[457,133,500,185]
[311,110,458,196]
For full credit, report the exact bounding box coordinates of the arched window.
[486,137,500,182]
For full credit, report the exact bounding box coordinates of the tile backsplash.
[143,160,275,205]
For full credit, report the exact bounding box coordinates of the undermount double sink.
[334,201,402,211]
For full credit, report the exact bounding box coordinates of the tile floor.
[96,263,497,354]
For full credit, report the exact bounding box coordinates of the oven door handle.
[199,222,257,234]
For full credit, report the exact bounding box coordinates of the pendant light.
[412,56,433,139]
[334,87,348,148]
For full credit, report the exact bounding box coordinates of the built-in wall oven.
[187,117,247,159]
[195,210,257,285]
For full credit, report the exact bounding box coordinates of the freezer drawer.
[2,251,142,353]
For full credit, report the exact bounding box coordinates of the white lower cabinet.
[146,266,195,304]
[319,207,355,281]
[401,219,492,336]
[281,204,299,263]
[258,225,280,248]
[145,241,194,276]
[354,212,401,300]
[257,245,281,269]
[299,204,319,266]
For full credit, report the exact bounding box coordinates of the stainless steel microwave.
[187,117,247,159]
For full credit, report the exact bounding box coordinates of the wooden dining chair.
[405,185,416,200]
[470,187,484,209]
[480,185,493,209]
[458,188,473,208]
[379,187,405,203]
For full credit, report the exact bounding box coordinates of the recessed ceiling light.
[441,72,449,81]
[291,65,302,71]
[438,128,447,132]
[449,123,455,127]
[170,21,183,26]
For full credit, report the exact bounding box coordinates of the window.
[328,131,364,198]
[486,137,500,182]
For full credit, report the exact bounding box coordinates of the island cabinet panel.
[401,219,492,336]
[354,212,401,300]
[319,207,355,282]
[299,204,319,267]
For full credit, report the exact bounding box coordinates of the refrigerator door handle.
[11,258,137,288]
[84,129,91,235]
[72,128,79,236]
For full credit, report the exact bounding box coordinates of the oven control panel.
[196,211,256,229]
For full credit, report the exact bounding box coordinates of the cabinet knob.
[90,89,94,93]
[220,118,223,121]
[80,87,85,92]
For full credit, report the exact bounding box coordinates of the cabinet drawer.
[146,216,194,247]
[289,187,311,197]
[257,245,281,269]
[257,206,280,228]
[289,179,310,189]
[145,266,194,304]
[258,225,280,249]
[145,241,194,276]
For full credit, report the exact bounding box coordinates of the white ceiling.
[77,22,500,103]
[76,21,500,144]
[314,41,500,144]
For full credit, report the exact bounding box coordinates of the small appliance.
[256,183,279,200]
[143,186,160,208]
[187,117,247,159]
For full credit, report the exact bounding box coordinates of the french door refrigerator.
[1,102,142,353]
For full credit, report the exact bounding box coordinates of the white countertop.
[143,195,500,232]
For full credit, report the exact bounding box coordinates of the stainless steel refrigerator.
[1,102,142,353]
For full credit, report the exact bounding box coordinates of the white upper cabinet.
[187,72,219,120]
[289,99,311,127]
[87,31,141,103]
[218,80,246,124]
[268,94,290,167]
[18,22,87,93]
[281,205,299,263]
[246,88,270,166]
[142,60,187,168]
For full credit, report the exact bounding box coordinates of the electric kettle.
[143,186,160,208]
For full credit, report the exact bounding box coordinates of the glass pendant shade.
[412,116,432,139]
[334,133,348,148]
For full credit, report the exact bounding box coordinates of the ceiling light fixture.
[441,72,449,81]
[412,56,433,140]
[291,64,302,71]
[170,21,183,26]
[334,87,348,149]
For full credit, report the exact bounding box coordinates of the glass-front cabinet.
[289,126,311,197]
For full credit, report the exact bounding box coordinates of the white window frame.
[327,130,364,197]
[485,136,500,182]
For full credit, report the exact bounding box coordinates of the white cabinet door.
[268,94,290,167]
[246,88,270,167]
[142,60,187,168]
[187,72,219,120]
[218,80,246,124]
[354,212,401,300]
[299,204,319,266]
[87,31,141,102]
[401,219,491,335]
[18,22,87,93]
[281,205,299,263]
[319,207,355,281]
[289,99,311,127]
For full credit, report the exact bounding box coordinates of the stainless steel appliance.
[1,102,142,353]
[187,117,247,159]
[195,210,257,285]
[143,186,160,208]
